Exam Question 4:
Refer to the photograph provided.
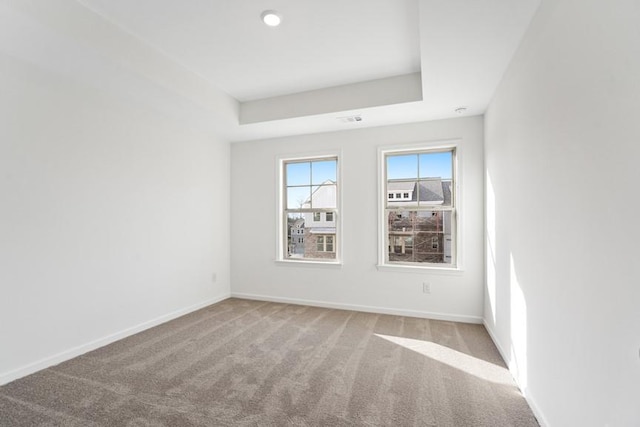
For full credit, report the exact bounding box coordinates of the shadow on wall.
[485,168,529,394]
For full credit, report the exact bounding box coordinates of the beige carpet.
[0,298,538,426]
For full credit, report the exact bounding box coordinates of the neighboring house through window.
[281,155,339,262]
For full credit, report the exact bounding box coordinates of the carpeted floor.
[0,298,538,426]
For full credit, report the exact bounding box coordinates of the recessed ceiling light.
[455,107,468,115]
[261,10,282,27]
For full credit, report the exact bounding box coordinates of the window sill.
[275,259,343,269]
[376,263,463,275]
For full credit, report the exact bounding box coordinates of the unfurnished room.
[0,0,638,426]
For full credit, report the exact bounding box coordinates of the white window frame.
[377,141,462,272]
[277,152,341,265]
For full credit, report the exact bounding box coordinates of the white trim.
[483,321,549,427]
[377,140,463,270]
[0,293,230,386]
[376,264,464,275]
[231,292,482,324]
[274,259,343,269]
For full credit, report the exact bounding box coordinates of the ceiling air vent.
[337,115,363,124]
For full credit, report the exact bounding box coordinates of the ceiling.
[1,0,541,141]
[78,0,422,102]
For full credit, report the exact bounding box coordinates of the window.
[389,193,394,199]
[316,235,334,252]
[326,235,334,252]
[281,155,339,262]
[380,147,456,268]
[431,236,439,249]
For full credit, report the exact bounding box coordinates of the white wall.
[231,116,484,322]
[484,0,640,425]
[0,52,230,383]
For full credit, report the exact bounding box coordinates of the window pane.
[311,160,337,185]
[286,213,305,259]
[382,148,455,268]
[419,151,452,179]
[282,156,338,263]
[387,154,417,180]
[285,214,337,260]
[326,235,334,252]
[311,184,337,208]
[387,210,453,264]
[287,187,310,209]
[286,162,310,186]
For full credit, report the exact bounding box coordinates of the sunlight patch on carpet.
[374,334,514,385]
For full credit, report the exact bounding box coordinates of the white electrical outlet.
[422,282,431,294]
[212,273,217,283]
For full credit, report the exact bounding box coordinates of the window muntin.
[383,148,456,267]
[283,157,338,261]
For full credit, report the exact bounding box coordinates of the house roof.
[291,218,305,228]
[442,180,452,206]
[417,179,444,203]
[387,181,415,192]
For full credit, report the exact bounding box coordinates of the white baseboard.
[230,292,482,324]
[483,320,549,427]
[0,293,230,386]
